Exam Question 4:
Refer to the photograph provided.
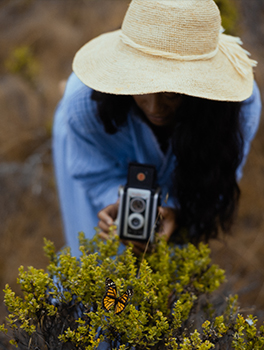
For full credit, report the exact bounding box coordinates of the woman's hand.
[97,203,177,255]
[157,206,178,242]
[97,202,119,240]
[97,201,150,256]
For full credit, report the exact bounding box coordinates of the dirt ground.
[0,0,264,326]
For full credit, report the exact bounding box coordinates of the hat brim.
[73,30,254,101]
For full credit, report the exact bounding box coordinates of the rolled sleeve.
[236,80,262,180]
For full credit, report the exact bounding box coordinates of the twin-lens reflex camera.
[116,163,161,243]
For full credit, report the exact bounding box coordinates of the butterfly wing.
[115,288,133,315]
[102,278,117,312]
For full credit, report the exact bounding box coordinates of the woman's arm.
[65,88,129,211]
[53,77,129,254]
[236,80,262,180]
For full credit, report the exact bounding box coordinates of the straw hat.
[73,0,257,101]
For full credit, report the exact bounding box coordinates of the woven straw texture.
[73,0,255,101]
[122,0,220,56]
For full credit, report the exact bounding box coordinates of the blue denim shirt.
[53,73,261,256]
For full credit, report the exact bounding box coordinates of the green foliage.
[5,45,39,83]
[1,234,264,349]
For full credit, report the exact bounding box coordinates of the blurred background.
[0,0,263,324]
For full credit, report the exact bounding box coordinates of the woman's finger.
[98,220,110,233]
[97,202,119,229]
[98,227,118,241]
[98,208,114,226]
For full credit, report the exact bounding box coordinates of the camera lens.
[128,213,144,230]
[132,217,140,227]
[130,197,145,213]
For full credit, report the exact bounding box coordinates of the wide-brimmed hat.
[73,0,257,101]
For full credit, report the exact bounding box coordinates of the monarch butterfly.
[102,277,133,315]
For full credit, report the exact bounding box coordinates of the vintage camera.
[116,163,161,243]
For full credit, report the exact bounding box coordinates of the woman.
[53,0,261,257]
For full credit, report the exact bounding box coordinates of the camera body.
[116,163,161,243]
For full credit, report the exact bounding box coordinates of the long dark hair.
[91,90,243,242]
[171,95,243,242]
[91,91,132,134]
